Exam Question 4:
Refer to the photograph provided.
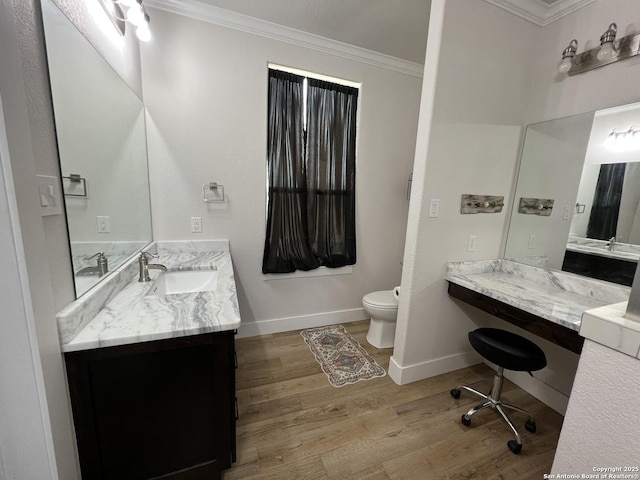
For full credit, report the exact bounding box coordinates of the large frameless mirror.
[505,102,640,287]
[42,0,152,297]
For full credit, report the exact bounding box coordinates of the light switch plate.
[36,175,62,216]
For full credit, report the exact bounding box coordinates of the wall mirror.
[504,102,640,286]
[42,0,152,297]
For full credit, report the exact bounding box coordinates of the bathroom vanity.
[561,236,639,286]
[445,259,630,353]
[57,242,241,480]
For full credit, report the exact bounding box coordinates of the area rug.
[300,325,386,387]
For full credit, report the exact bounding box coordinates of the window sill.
[262,266,353,281]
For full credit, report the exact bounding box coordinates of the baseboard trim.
[388,350,482,385]
[388,352,570,414]
[504,370,569,415]
[236,308,367,338]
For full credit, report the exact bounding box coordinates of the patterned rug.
[300,325,386,387]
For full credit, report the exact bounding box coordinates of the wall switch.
[563,205,572,220]
[97,216,111,233]
[428,199,440,218]
[467,235,477,252]
[190,216,202,233]
[36,175,62,216]
[528,234,536,249]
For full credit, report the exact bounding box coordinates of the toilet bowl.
[362,290,399,349]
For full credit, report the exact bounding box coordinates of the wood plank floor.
[223,320,564,479]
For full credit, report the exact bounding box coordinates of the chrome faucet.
[76,252,108,277]
[138,252,167,282]
[608,236,616,251]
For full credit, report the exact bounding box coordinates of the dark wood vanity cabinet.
[65,331,236,480]
[562,250,636,286]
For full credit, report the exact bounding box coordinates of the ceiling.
[176,0,594,64]
[197,0,431,64]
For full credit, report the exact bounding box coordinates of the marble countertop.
[566,237,640,263]
[61,242,240,353]
[580,302,640,359]
[445,259,630,331]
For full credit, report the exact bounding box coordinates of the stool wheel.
[525,419,536,433]
[461,414,471,426]
[450,388,461,399]
[507,440,522,454]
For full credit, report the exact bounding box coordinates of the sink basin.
[146,269,218,296]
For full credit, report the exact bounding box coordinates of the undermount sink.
[146,269,218,296]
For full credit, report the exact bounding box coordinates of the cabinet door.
[65,332,234,480]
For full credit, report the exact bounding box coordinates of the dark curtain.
[262,70,318,273]
[305,78,358,268]
[262,72,358,273]
[586,163,627,240]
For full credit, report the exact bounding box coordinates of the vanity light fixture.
[558,22,640,76]
[597,23,617,61]
[96,0,152,42]
[604,127,640,152]
[558,39,577,73]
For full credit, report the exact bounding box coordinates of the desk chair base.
[450,366,536,454]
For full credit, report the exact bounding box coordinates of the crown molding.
[483,0,596,26]
[144,0,424,78]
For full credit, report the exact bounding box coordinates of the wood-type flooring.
[223,320,564,479]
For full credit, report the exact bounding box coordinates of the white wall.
[570,163,600,237]
[141,8,422,334]
[391,0,538,383]
[525,0,640,125]
[551,339,640,473]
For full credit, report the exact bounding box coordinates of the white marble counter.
[445,259,630,331]
[566,236,640,263]
[59,241,240,353]
[580,302,640,358]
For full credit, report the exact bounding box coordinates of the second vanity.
[57,241,241,480]
[445,259,630,353]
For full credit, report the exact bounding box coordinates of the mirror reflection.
[42,0,152,297]
[505,102,640,286]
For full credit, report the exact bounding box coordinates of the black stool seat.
[469,328,547,372]
[451,328,548,454]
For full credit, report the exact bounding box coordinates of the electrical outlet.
[97,216,110,233]
[428,199,440,218]
[467,235,477,252]
[191,216,202,233]
[563,205,572,220]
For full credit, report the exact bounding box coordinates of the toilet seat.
[363,290,398,310]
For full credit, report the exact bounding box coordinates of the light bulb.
[597,42,615,61]
[558,57,573,73]
[126,5,145,26]
[136,24,152,42]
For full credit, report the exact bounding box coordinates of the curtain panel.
[262,71,358,274]
[587,162,626,240]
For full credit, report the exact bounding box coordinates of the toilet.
[362,289,399,349]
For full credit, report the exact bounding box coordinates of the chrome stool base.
[450,367,537,454]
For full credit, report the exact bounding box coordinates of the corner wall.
[141,9,423,335]
[392,0,640,415]
[391,0,538,383]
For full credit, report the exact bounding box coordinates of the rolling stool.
[450,328,547,454]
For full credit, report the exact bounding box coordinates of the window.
[262,67,359,274]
